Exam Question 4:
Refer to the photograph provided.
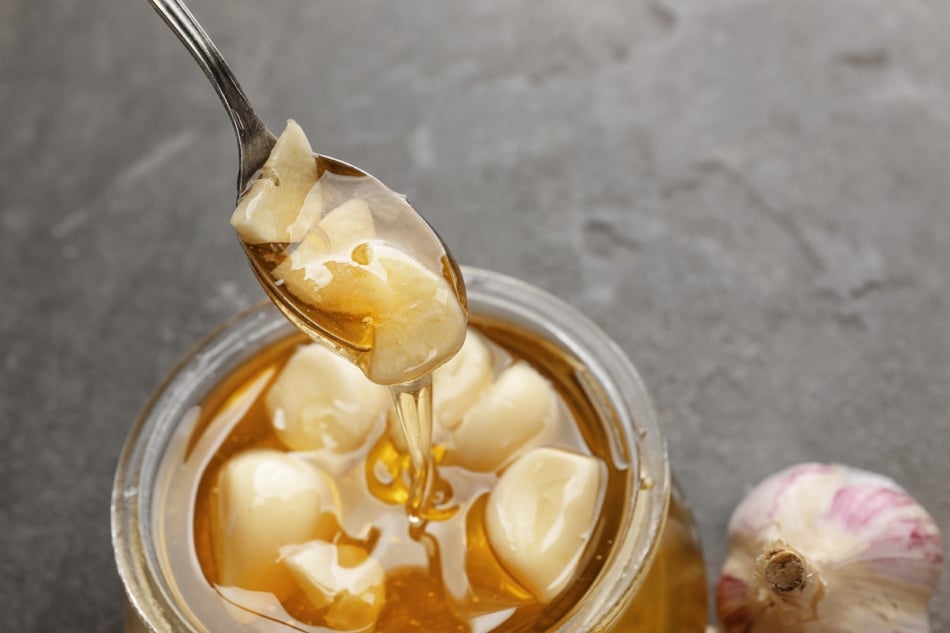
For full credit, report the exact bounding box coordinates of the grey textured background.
[1,0,948,630]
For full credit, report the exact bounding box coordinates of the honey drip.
[389,376,439,530]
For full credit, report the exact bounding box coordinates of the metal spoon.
[145,0,466,366]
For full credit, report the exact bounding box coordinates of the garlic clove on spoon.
[273,238,395,325]
[716,463,943,633]
[230,120,317,244]
[285,181,325,243]
[314,197,377,250]
[365,246,468,385]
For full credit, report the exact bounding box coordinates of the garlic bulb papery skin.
[717,463,943,633]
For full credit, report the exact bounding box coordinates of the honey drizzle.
[389,375,438,530]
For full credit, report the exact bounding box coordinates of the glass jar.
[112,268,708,632]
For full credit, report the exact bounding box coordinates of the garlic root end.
[755,541,822,602]
[761,547,806,593]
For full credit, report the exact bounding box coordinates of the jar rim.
[111,267,670,632]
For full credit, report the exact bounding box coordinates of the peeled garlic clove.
[284,541,385,630]
[285,181,326,243]
[717,463,943,633]
[366,246,467,385]
[315,197,377,250]
[266,343,388,452]
[432,330,493,430]
[231,120,317,244]
[273,239,465,384]
[450,362,555,471]
[485,447,604,603]
[272,238,395,337]
[287,195,378,252]
[212,450,338,599]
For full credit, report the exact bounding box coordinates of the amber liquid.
[243,242,377,356]
[388,375,439,530]
[188,318,708,632]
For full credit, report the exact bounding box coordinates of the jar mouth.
[111,267,670,632]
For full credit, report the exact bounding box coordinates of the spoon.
[146,0,466,381]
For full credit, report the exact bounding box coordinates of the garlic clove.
[432,330,493,430]
[272,192,389,325]
[449,362,556,472]
[286,194,378,252]
[272,238,395,332]
[212,450,338,599]
[265,343,388,452]
[315,197,377,250]
[366,246,467,385]
[485,447,604,603]
[717,462,943,633]
[230,120,317,244]
[283,541,386,631]
[285,181,326,244]
[273,238,466,386]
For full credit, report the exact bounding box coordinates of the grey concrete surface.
[2,0,948,630]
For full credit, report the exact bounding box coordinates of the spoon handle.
[147,0,275,193]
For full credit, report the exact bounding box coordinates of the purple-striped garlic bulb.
[717,463,942,632]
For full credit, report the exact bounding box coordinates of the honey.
[114,272,710,632]
[183,315,707,631]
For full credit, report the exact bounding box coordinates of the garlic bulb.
[717,463,943,633]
